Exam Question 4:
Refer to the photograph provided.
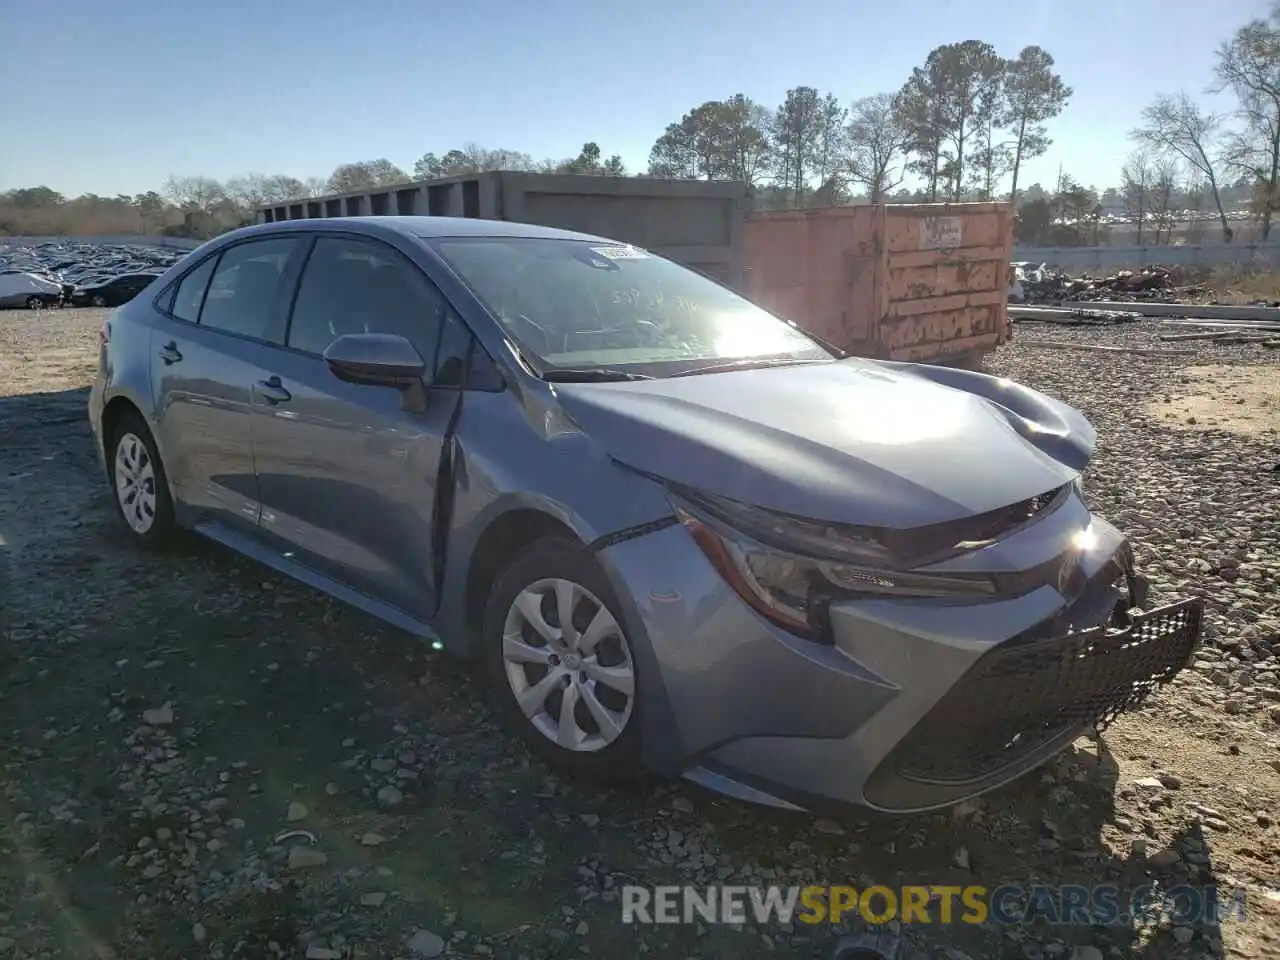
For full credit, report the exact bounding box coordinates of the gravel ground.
[1,308,1278,960]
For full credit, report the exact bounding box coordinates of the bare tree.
[223,174,266,211]
[414,144,536,179]
[1149,158,1178,245]
[1184,175,1209,244]
[364,159,410,187]
[161,175,226,213]
[265,175,309,202]
[845,94,909,202]
[224,173,310,210]
[1120,149,1154,245]
[325,159,408,194]
[1002,46,1072,205]
[1214,10,1280,239]
[1131,94,1231,241]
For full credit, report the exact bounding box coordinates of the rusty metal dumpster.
[743,202,1014,365]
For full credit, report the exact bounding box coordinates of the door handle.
[253,376,292,405]
[158,340,183,365]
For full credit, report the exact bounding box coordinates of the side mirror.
[323,333,426,389]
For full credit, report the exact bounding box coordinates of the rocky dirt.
[1,308,1278,960]
[1145,365,1280,438]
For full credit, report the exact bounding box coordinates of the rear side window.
[199,238,299,340]
[171,257,217,323]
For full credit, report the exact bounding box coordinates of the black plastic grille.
[889,598,1202,785]
[879,483,1070,563]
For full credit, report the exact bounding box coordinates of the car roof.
[223,216,617,246]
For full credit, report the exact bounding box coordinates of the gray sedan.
[87,216,1202,814]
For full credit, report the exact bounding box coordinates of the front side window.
[199,238,299,339]
[287,236,447,365]
[429,236,832,376]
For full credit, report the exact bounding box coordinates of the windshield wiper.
[669,357,829,378]
[541,367,654,382]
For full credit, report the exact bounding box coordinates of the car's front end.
[589,473,1199,815]
[545,357,1203,815]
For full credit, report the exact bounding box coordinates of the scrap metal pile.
[1009,262,1209,305]
[0,240,187,309]
[1008,261,1280,350]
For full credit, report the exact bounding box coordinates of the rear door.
[248,233,467,618]
[150,236,304,532]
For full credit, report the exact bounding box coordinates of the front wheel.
[108,413,178,548]
[481,537,643,781]
[91,294,108,308]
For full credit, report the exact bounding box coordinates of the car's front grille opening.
[875,483,1071,566]
[882,598,1202,787]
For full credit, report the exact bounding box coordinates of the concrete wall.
[1012,242,1280,272]
[0,235,202,250]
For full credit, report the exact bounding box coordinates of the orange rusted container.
[742,202,1014,365]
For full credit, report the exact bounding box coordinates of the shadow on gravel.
[0,384,1236,960]
[0,386,92,439]
[1,386,95,667]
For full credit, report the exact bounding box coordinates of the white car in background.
[0,271,63,309]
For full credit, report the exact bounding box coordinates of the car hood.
[550,358,1095,528]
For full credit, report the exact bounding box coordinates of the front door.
[150,236,303,531]
[248,234,459,619]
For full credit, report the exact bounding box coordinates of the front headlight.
[670,488,999,641]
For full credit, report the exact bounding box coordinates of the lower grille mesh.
[888,599,1202,785]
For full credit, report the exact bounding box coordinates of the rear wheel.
[108,413,177,548]
[25,296,42,310]
[91,294,108,307]
[481,537,643,781]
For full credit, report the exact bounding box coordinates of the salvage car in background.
[0,270,63,309]
[87,216,1203,814]
[71,271,162,307]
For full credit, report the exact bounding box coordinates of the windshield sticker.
[590,245,651,260]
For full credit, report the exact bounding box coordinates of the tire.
[25,296,43,310]
[91,294,108,308]
[481,536,643,782]
[107,412,177,548]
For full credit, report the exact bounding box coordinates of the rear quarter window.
[171,256,218,323]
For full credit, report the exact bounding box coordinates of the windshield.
[429,236,833,376]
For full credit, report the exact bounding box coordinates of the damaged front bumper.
[599,498,1204,815]
[861,593,1203,810]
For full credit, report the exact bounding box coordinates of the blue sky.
[0,0,1269,198]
